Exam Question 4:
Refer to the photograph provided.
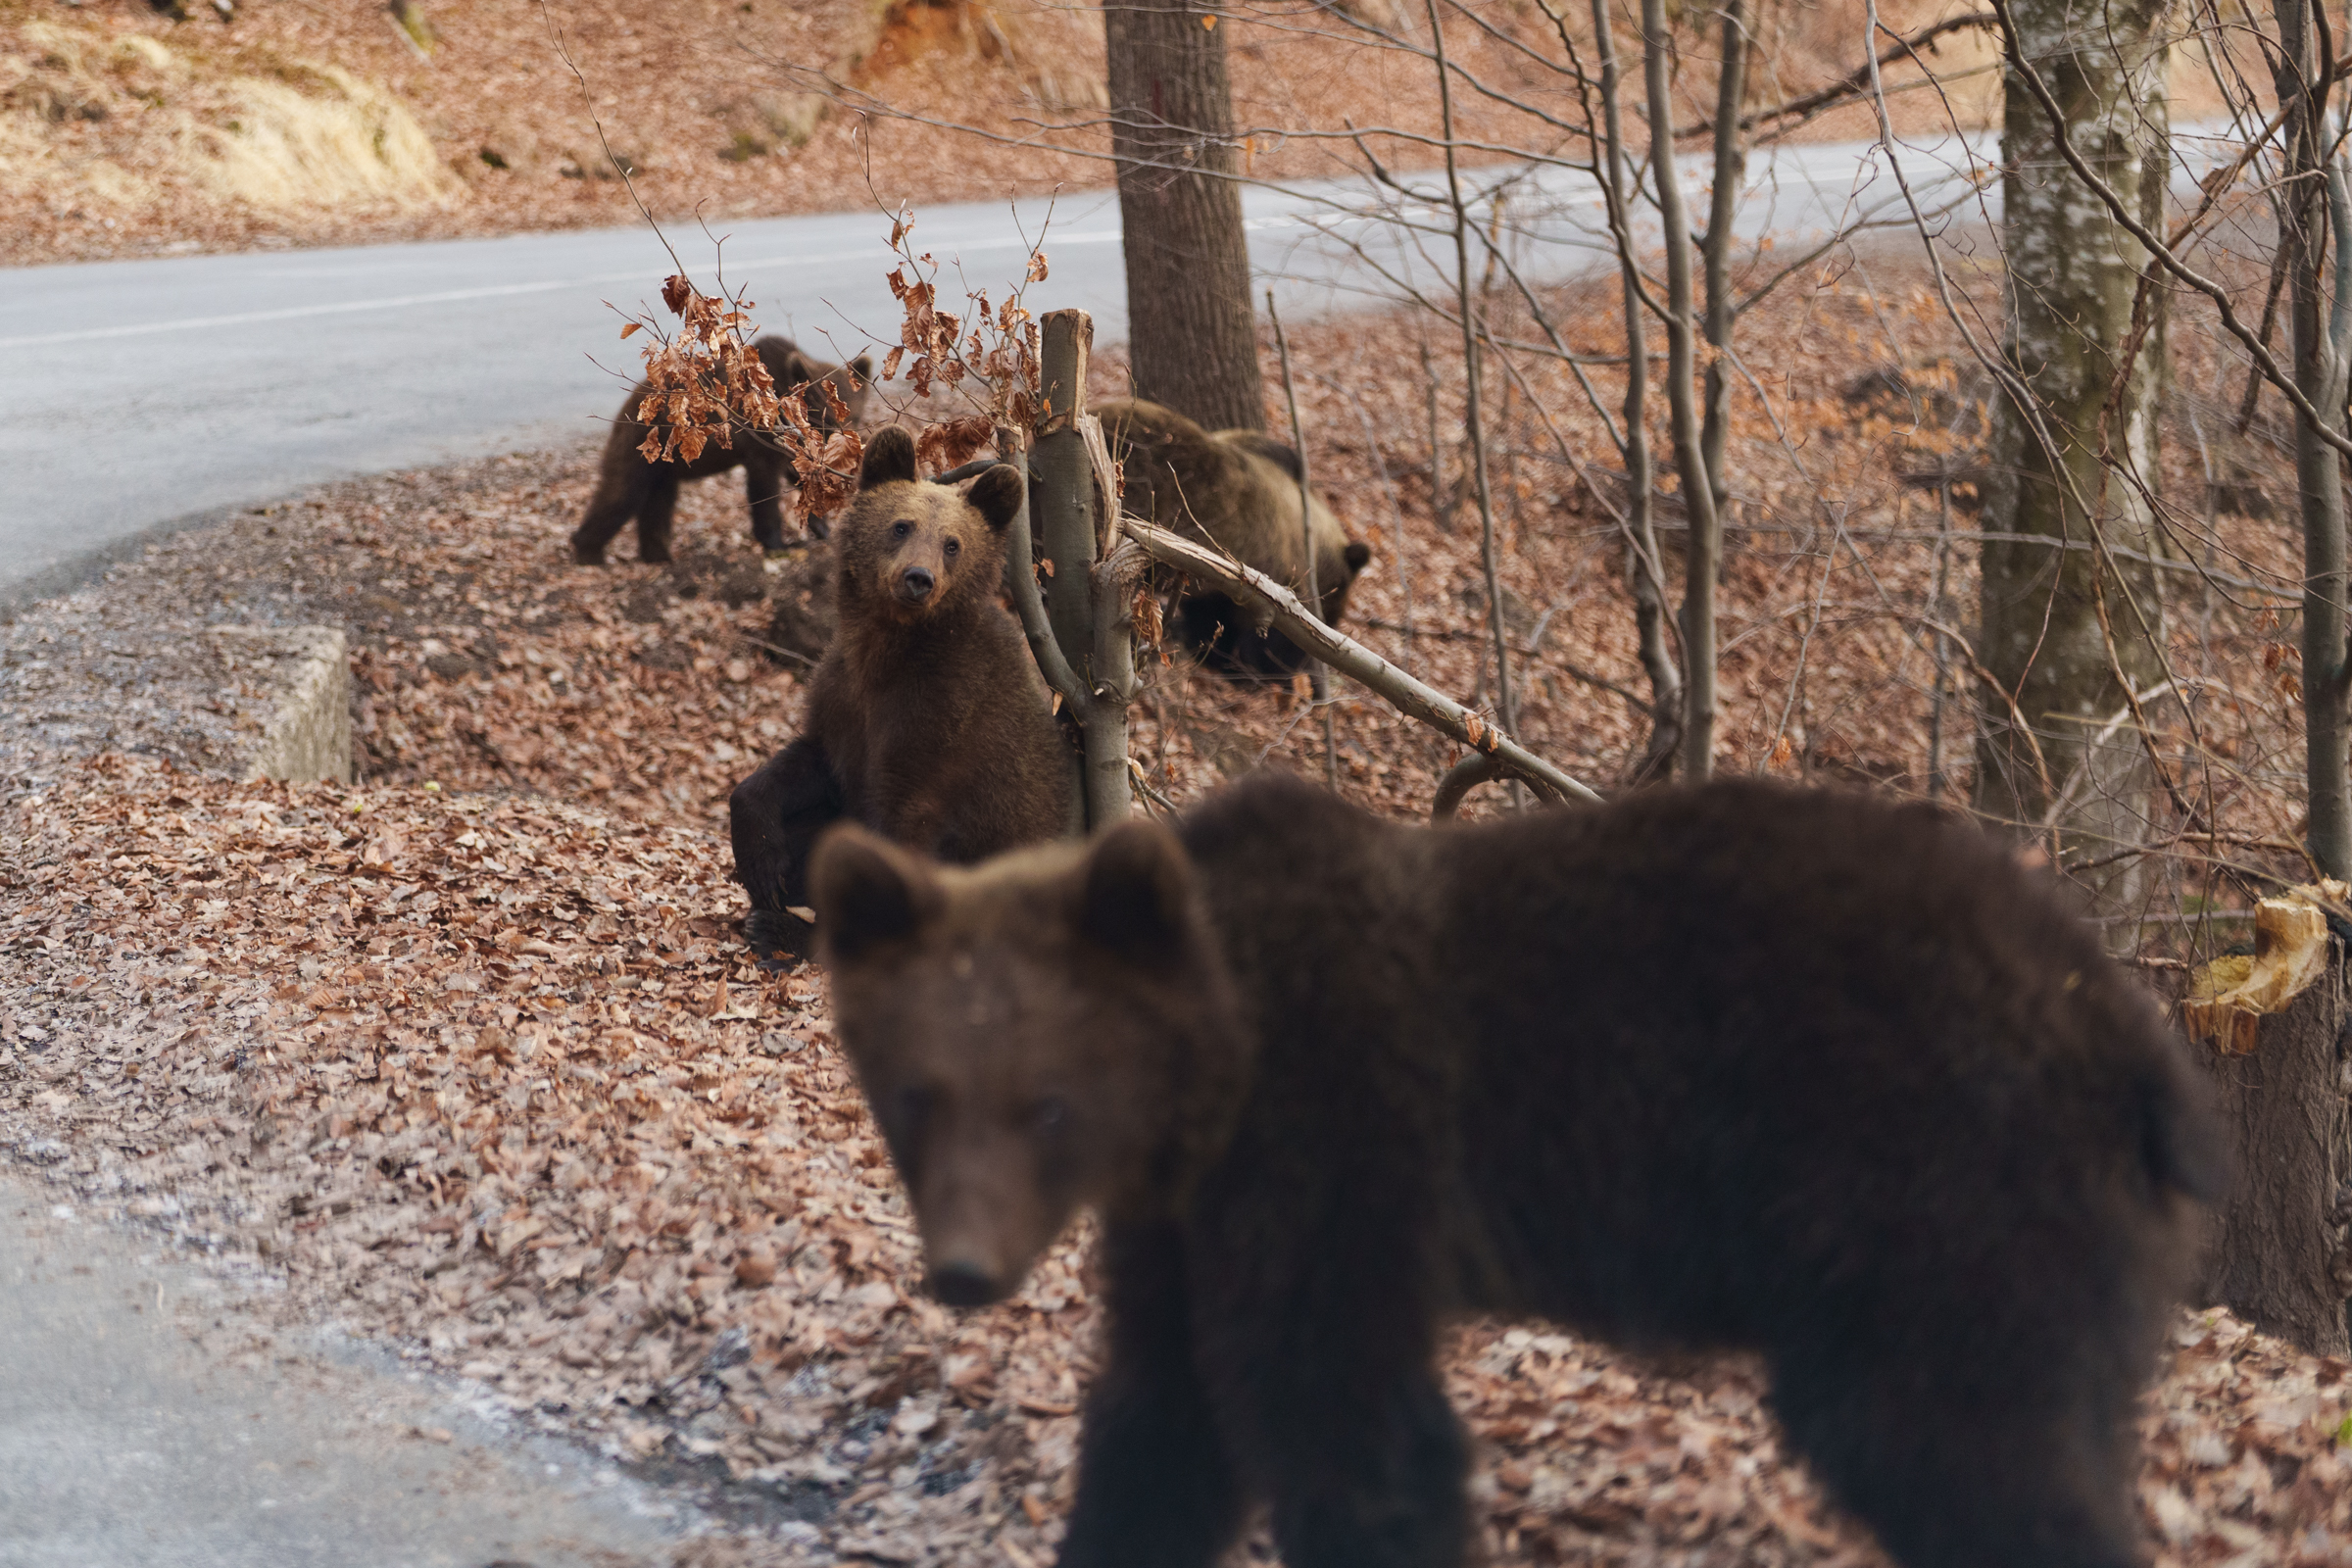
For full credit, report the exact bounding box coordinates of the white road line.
[0,229,1124,351]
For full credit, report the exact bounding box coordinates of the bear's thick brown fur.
[728,426,1073,957]
[572,336,871,565]
[1100,398,1373,678]
[810,773,2226,1568]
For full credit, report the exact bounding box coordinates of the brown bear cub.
[728,427,1073,958]
[1100,398,1374,678]
[572,336,871,565]
[810,774,2226,1568]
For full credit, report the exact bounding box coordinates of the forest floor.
[2,253,2346,1563]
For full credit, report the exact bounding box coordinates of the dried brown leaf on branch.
[916,416,998,473]
[883,209,1046,450]
[623,273,781,470]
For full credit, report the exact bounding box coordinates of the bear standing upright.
[810,773,2226,1568]
[729,427,1073,957]
[572,336,871,564]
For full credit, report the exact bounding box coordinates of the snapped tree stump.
[2181,882,2352,1355]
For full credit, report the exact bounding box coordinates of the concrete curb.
[206,625,355,784]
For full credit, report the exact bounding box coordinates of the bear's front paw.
[744,906,815,967]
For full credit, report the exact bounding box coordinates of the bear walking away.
[1100,398,1373,678]
[728,426,1073,957]
[810,774,2227,1568]
[572,336,872,565]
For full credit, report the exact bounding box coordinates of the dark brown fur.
[811,774,2227,1568]
[572,336,871,564]
[728,427,1074,956]
[1100,398,1373,678]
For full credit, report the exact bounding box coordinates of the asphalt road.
[0,122,2242,601]
[0,1181,687,1568]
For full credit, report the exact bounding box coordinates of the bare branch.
[1126,521,1603,805]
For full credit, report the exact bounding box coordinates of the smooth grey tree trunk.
[1977,0,2171,924]
[1641,0,1723,779]
[1587,0,1680,781]
[1104,0,1264,432]
[2273,0,2352,879]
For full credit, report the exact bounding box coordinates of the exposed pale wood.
[2181,884,2342,1054]
[2184,880,2352,1355]
[1036,311,1098,678]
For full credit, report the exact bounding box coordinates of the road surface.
[0,124,2242,601]
[0,1180,688,1568]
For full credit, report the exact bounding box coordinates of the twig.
[1673,13,1996,138]
[1432,752,1570,820]
[1266,292,1337,790]
[1427,0,1519,765]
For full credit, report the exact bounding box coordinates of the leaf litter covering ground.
[4,762,2350,1567]
[0,266,2339,1561]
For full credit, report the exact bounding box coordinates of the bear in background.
[728,426,1073,958]
[1100,398,1373,678]
[810,774,2225,1568]
[572,336,871,565]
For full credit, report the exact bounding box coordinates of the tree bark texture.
[1589,0,1679,781]
[1104,0,1264,432]
[1034,310,1133,829]
[1697,0,1746,525]
[2272,0,2352,879]
[1977,0,2170,922]
[2185,892,2352,1356]
[1640,0,1723,779]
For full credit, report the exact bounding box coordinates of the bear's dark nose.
[899,566,935,604]
[924,1263,1004,1307]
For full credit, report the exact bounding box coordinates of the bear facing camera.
[810,773,2226,1568]
[727,426,1074,960]
[572,335,871,565]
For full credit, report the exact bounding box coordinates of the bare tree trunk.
[1429,0,1517,746]
[1034,309,1133,828]
[1640,0,1724,779]
[1104,0,1264,431]
[2274,0,2352,879]
[1977,0,2170,923]
[1588,0,1680,780]
[1037,311,1100,672]
[1697,0,1747,524]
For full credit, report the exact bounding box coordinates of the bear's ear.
[811,823,941,964]
[851,356,874,385]
[1344,540,1373,575]
[859,427,919,490]
[1077,818,1197,967]
[965,465,1024,533]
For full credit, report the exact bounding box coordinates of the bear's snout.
[924,1260,1009,1307]
[898,565,937,605]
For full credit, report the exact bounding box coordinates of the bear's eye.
[1030,1096,1069,1137]
[892,520,913,540]
[943,537,960,559]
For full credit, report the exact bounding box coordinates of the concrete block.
[206,626,354,784]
